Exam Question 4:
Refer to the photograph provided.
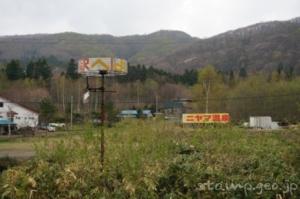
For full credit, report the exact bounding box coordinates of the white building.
[0,96,39,128]
[249,116,280,130]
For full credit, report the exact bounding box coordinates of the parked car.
[48,123,65,128]
[39,124,56,132]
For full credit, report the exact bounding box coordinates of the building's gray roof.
[163,101,184,109]
[0,95,39,114]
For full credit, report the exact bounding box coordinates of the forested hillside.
[0,30,196,67]
[156,17,300,73]
[0,17,299,75]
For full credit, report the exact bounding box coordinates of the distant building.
[118,110,138,118]
[163,99,191,120]
[0,96,39,129]
[117,109,153,118]
[249,116,280,130]
[142,110,153,118]
[163,100,184,117]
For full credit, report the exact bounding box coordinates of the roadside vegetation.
[1,120,299,198]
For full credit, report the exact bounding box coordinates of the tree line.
[1,58,300,123]
[2,58,198,85]
[117,64,198,86]
[0,58,197,123]
[192,65,300,123]
[3,58,81,81]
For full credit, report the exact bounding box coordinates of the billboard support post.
[85,70,111,169]
[78,57,128,170]
[100,70,106,168]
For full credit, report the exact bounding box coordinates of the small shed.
[249,116,279,129]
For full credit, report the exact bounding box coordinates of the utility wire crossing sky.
[0,0,299,38]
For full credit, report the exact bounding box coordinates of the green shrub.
[0,121,299,198]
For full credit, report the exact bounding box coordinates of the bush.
[0,121,299,198]
[0,157,19,173]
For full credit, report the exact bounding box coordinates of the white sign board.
[78,57,128,76]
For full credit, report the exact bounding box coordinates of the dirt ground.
[0,131,74,160]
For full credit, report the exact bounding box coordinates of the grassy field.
[0,120,300,198]
[0,131,80,159]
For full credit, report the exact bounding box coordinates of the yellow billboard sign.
[182,113,230,124]
[78,57,127,76]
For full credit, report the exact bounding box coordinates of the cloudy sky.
[0,0,299,38]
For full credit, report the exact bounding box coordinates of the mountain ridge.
[0,17,299,74]
[0,30,197,66]
[155,17,300,73]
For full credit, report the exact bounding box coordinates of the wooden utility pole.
[62,77,66,112]
[7,106,12,137]
[70,96,73,130]
[203,80,210,113]
[137,83,140,108]
[100,72,105,167]
[155,95,158,113]
[8,121,11,137]
[77,81,81,113]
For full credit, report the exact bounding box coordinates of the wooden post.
[100,71,105,168]
[70,96,73,130]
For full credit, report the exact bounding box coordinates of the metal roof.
[163,101,184,109]
[0,95,39,114]
[0,119,16,125]
[120,110,138,115]
[120,110,153,115]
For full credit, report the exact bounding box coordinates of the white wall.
[0,97,39,128]
[249,116,272,129]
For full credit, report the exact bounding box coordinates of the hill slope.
[0,17,300,74]
[156,17,300,73]
[0,30,197,66]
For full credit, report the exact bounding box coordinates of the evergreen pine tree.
[66,58,79,79]
[5,59,24,80]
[239,67,247,78]
[26,60,35,78]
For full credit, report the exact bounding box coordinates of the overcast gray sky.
[0,0,299,38]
